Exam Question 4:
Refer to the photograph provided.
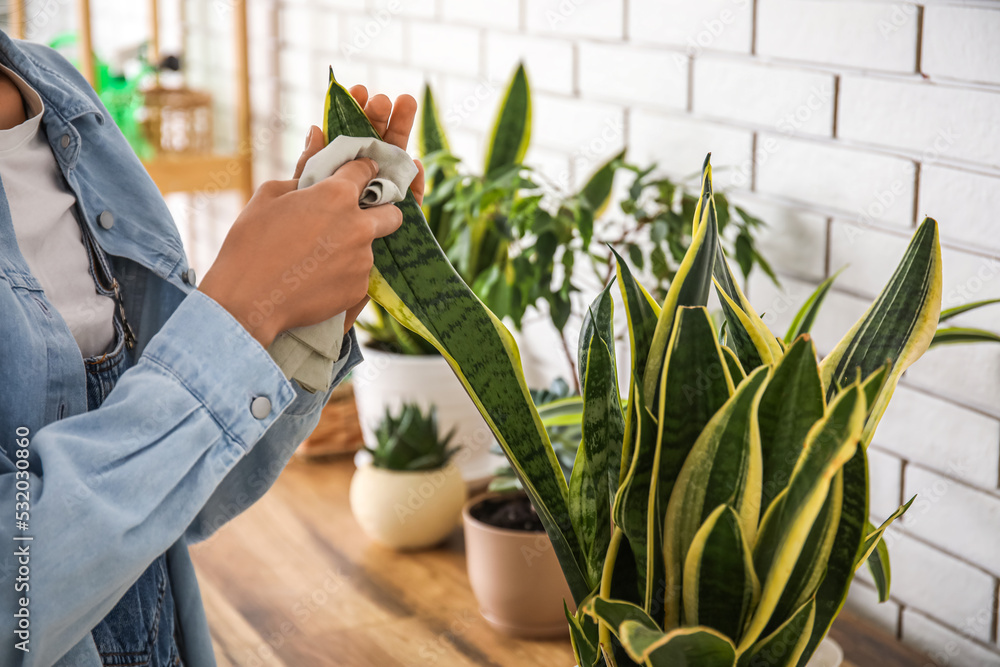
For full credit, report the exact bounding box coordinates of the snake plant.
[323,69,942,666]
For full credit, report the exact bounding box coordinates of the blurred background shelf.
[8,0,254,203]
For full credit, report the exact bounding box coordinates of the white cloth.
[267,136,418,393]
[0,64,116,358]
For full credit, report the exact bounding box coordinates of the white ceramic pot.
[349,461,466,550]
[805,637,844,667]
[352,346,506,487]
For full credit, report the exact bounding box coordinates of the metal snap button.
[60,134,70,148]
[98,210,114,230]
[250,396,272,420]
[182,269,197,286]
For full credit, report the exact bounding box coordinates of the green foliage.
[489,378,581,493]
[359,66,778,360]
[597,164,779,300]
[325,69,944,665]
[366,403,457,472]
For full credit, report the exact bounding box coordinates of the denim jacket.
[0,33,361,666]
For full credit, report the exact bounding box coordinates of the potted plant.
[354,64,780,486]
[349,403,466,550]
[326,76,942,665]
[462,381,581,638]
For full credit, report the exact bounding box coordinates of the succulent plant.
[367,403,457,472]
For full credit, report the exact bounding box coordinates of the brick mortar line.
[869,444,1000,502]
[901,606,1000,658]
[855,576,1000,652]
[719,190,1000,259]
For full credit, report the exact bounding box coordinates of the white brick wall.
[106,0,1000,660]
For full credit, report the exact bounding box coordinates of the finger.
[382,94,417,150]
[256,178,299,200]
[344,297,371,334]
[322,157,379,199]
[293,125,325,179]
[411,159,425,206]
[364,93,392,139]
[364,204,404,239]
[349,84,369,110]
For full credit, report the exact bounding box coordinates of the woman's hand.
[292,88,424,333]
[199,88,423,347]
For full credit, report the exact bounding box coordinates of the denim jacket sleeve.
[0,289,360,667]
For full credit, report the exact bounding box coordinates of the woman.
[0,29,424,666]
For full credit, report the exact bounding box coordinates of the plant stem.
[559,329,581,393]
[598,527,625,656]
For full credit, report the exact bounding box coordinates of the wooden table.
[190,456,927,667]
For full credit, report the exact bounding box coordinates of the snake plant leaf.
[617,623,738,667]
[583,597,660,633]
[742,598,817,667]
[866,529,893,602]
[708,169,782,370]
[682,505,760,639]
[567,601,600,667]
[612,246,661,379]
[721,345,746,381]
[768,472,842,632]
[744,383,866,651]
[615,306,734,612]
[323,70,591,601]
[820,217,942,447]
[855,496,914,569]
[418,84,454,245]
[714,282,778,373]
[579,280,617,389]
[757,335,826,515]
[939,297,1000,322]
[783,268,845,345]
[663,365,768,629]
[418,83,450,157]
[642,159,719,404]
[538,396,585,428]
[571,333,624,584]
[931,327,1000,346]
[484,63,531,177]
[797,446,868,666]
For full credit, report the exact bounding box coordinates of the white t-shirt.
[0,64,116,358]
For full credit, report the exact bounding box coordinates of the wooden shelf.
[7,0,254,203]
[141,153,253,200]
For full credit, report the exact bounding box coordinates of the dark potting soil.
[471,495,545,532]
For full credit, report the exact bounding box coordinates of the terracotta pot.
[352,346,505,488]
[462,492,574,639]
[349,461,466,550]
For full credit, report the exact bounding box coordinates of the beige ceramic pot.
[349,462,466,550]
[462,492,574,638]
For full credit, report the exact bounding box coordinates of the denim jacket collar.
[0,30,104,129]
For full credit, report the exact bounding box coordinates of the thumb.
[293,125,325,179]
